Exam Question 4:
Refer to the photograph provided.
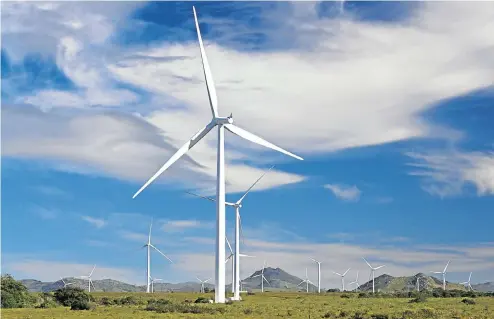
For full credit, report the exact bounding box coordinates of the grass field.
[2,292,493,319]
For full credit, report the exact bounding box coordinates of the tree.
[1,274,34,308]
[54,287,90,307]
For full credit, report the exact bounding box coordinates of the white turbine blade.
[90,279,96,290]
[443,260,451,273]
[205,278,211,283]
[374,265,385,270]
[310,257,320,263]
[185,191,216,202]
[150,244,173,263]
[239,254,255,257]
[236,165,275,204]
[225,253,233,263]
[132,123,214,198]
[66,283,73,286]
[468,272,472,281]
[148,220,153,243]
[332,271,342,276]
[432,271,442,274]
[196,276,201,282]
[263,276,271,285]
[192,6,218,118]
[297,280,305,287]
[224,124,303,161]
[262,260,267,271]
[225,236,234,254]
[362,257,372,268]
[460,281,468,285]
[89,265,96,277]
[343,268,351,276]
[60,277,66,285]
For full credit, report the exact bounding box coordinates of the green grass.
[2,292,493,319]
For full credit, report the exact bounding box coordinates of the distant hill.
[19,269,493,293]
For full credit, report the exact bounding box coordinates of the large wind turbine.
[131,7,303,303]
[349,271,360,291]
[252,261,271,292]
[60,277,73,288]
[310,258,322,293]
[80,265,96,292]
[297,268,314,293]
[460,272,473,291]
[333,268,350,291]
[187,166,273,300]
[431,260,450,291]
[144,222,173,293]
[362,257,385,293]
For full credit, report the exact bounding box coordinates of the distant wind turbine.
[297,268,314,293]
[333,268,351,291]
[150,278,163,293]
[130,6,303,304]
[460,272,473,291]
[310,258,322,293]
[196,276,211,293]
[80,265,96,292]
[349,271,360,291]
[362,257,385,293]
[252,261,270,292]
[143,221,173,293]
[431,260,450,291]
[60,277,73,288]
[186,166,274,300]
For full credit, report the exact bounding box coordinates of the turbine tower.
[297,268,314,293]
[252,261,270,292]
[460,272,473,291]
[416,275,420,292]
[431,260,450,291]
[143,221,173,293]
[310,258,322,293]
[131,7,303,303]
[332,268,350,291]
[186,166,273,300]
[349,271,360,291]
[196,276,212,293]
[80,265,96,292]
[362,257,385,293]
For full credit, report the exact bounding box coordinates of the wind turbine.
[252,261,270,292]
[297,268,314,293]
[349,271,360,291]
[460,272,473,291]
[310,258,322,293]
[131,6,303,303]
[362,257,385,293]
[416,275,420,292]
[196,276,212,293]
[151,278,163,293]
[143,221,173,293]
[80,265,96,292]
[431,260,450,291]
[60,277,73,288]
[187,166,273,300]
[332,268,350,291]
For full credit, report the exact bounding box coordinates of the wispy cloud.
[324,184,361,201]
[33,186,70,198]
[81,215,106,228]
[162,220,214,232]
[32,206,57,220]
[407,150,494,197]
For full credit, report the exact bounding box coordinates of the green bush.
[99,297,114,306]
[461,298,476,305]
[194,296,210,303]
[53,286,90,307]
[114,295,139,305]
[409,294,428,303]
[0,274,35,308]
[70,300,95,310]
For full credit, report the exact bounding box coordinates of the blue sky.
[1,1,494,289]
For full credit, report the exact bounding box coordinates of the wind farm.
[2,1,494,319]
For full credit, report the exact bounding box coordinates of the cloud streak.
[324,184,361,201]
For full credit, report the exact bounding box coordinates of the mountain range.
[20,267,494,293]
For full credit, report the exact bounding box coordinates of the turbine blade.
[205,278,211,283]
[239,254,255,257]
[89,265,96,277]
[185,191,216,203]
[224,124,303,161]
[362,257,372,268]
[148,220,153,243]
[343,268,351,276]
[444,260,451,273]
[375,265,385,270]
[333,271,342,276]
[196,276,201,282]
[132,123,214,198]
[237,165,275,204]
[297,280,304,287]
[151,245,173,263]
[192,6,218,118]
[225,236,234,254]
[468,272,472,281]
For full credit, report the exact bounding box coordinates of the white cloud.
[407,150,494,197]
[324,184,361,201]
[162,219,214,232]
[2,2,494,196]
[81,215,106,228]
[32,206,57,220]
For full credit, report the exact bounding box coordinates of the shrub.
[99,297,114,306]
[0,274,35,308]
[70,300,93,310]
[461,298,476,305]
[409,294,428,303]
[115,295,139,305]
[247,291,255,295]
[54,286,90,307]
[340,294,351,298]
[194,296,209,303]
[243,308,253,314]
